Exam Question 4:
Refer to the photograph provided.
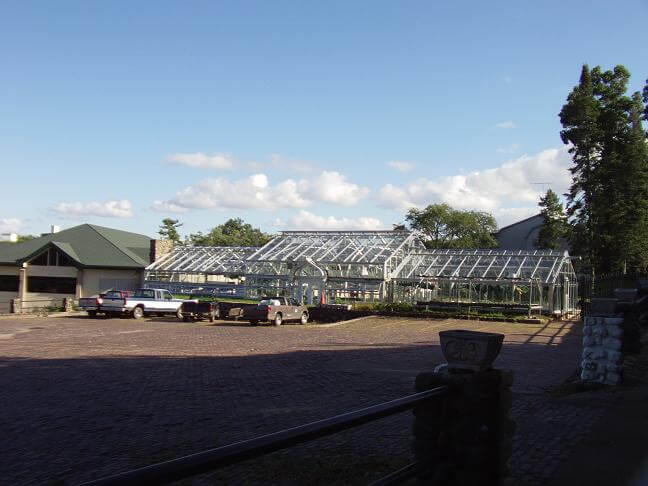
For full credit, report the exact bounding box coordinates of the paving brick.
[0,315,596,485]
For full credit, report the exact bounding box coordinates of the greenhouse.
[144,232,578,315]
[391,249,578,316]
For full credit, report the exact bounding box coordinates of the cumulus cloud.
[287,210,385,230]
[377,147,572,226]
[155,171,369,212]
[0,218,24,233]
[165,152,234,170]
[51,200,134,218]
[495,121,516,129]
[151,201,189,213]
[299,171,370,206]
[388,161,415,172]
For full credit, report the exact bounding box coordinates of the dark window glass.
[56,250,75,266]
[27,277,76,294]
[30,252,48,265]
[0,275,19,292]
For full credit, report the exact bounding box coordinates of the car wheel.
[132,306,144,319]
[273,313,282,326]
[249,320,258,326]
[183,316,190,322]
[300,312,308,325]
[88,310,97,318]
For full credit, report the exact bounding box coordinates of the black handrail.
[79,386,448,486]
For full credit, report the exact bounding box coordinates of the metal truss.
[246,231,424,280]
[145,246,257,275]
[393,249,574,285]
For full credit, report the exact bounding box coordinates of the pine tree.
[560,65,648,273]
[559,65,600,266]
[535,189,568,250]
[158,218,182,243]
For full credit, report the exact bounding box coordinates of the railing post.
[11,298,22,314]
[413,330,515,485]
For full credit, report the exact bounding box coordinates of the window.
[28,248,75,267]
[27,277,76,294]
[0,275,19,292]
[134,289,155,299]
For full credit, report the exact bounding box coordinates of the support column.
[76,269,84,299]
[413,330,515,485]
[16,265,28,314]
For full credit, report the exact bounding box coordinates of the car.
[79,290,134,318]
[244,296,309,326]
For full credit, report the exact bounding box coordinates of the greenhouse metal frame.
[144,232,578,314]
[391,249,578,315]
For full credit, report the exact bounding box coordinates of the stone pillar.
[149,239,175,263]
[581,298,624,385]
[63,298,73,312]
[413,330,515,485]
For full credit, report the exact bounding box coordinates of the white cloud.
[377,147,572,226]
[165,152,234,170]
[495,121,516,129]
[387,161,415,172]
[299,171,370,206]
[51,200,134,218]
[0,218,24,233]
[151,201,189,213]
[496,143,520,154]
[287,210,385,230]
[155,171,369,212]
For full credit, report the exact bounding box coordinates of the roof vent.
[51,225,60,234]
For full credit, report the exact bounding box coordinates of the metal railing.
[79,386,448,486]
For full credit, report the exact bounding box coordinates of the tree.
[16,234,37,242]
[560,64,648,273]
[158,218,182,243]
[404,203,498,249]
[189,218,272,247]
[535,189,568,249]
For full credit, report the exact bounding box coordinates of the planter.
[439,330,505,372]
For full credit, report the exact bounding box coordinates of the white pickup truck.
[100,288,187,319]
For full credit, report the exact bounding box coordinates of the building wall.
[496,215,543,250]
[80,268,143,297]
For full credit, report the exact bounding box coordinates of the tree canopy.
[188,218,272,247]
[404,203,498,249]
[560,64,648,273]
[535,189,568,250]
[158,218,182,243]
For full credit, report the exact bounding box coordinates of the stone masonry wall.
[581,314,624,385]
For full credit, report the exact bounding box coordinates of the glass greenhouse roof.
[145,246,257,275]
[247,231,422,264]
[393,249,573,284]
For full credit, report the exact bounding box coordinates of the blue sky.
[1,0,647,238]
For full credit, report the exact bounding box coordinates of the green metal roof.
[0,224,152,269]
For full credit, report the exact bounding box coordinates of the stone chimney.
[149,239,175,263]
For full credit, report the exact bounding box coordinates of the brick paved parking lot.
[0,315,600,485]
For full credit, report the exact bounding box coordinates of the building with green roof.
[0,224,152,312]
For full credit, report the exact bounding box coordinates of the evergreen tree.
[158,218,182,243]
[535,189,568,250]
[560,64,648,273]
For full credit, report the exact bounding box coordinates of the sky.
[1,0,647,238]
